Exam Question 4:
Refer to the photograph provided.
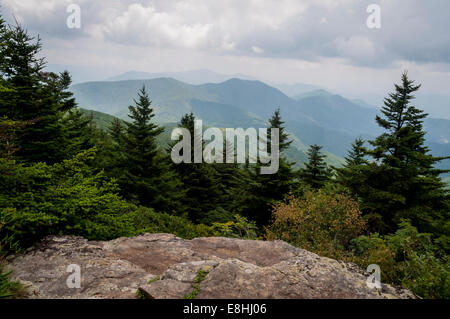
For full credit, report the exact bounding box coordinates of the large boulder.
[7,234,416,299]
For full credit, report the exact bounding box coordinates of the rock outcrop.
[8,234,416,299]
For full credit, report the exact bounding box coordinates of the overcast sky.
[2,0,450,109]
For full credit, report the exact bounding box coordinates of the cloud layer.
[2,0,450,67]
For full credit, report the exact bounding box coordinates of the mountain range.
[71,76,450,173]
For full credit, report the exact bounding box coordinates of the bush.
[129,206,215,239]
[212,214,260,240]
[0,209,23,299]
[265,191,366,258]
[0,149,139,248]
[349,221,450,299]
[197,207,235,226]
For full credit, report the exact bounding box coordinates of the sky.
[1,0,450,116]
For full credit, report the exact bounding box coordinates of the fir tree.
[212,139,260,219]
[170,113,222,223]
[344,138,367,166]
[0,23,77,164]
[299,144,331,189]
[108,117,124,144]
[63,108,95,158]
[250,108,299,225]
[343,72,449,235]
[119,86,184,214]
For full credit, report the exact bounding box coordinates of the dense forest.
[0,16,449,299]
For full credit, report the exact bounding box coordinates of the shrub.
[197,207,235,225]
[129,207,215,239]
[349,221,450,299]
[212,214,260,240]
[0,149,139,247]
[0,209,23,299]
[265,191,366,258]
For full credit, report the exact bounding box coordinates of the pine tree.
[0,23,77,164]
[118,86,184,214]
[0,22,45,124]
[212,139,260,219]
[249,108,299,225]
[63,108,95,158]
[108,117,124,144]
[335,138,367,189]
[344,72,449,235]
[267,108,292,153]
[170,113,222,223]
[344,138,367,166]
[299,144,331,189]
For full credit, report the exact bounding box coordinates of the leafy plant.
[266,191,366,259]
[212,214,260,240]
[184,269,209,299]
[0,208,23,298]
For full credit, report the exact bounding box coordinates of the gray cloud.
[2,0,449,67]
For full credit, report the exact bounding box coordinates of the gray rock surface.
[8,234,416,299]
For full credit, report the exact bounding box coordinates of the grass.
[184,269,209,299]
[0,263,23,299]
[148,275,160,284]
[135,288,147,300]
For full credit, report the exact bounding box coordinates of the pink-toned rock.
[8,234,416,299]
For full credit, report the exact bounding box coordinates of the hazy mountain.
[71,77,449,171]
[272,83,323,98]
[106,69,257,85]
[346,93,450,120]
[350,98,377,109]
[294,89,333,100]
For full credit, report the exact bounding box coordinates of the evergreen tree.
[108,117,124,144]
[0,23,77,164]
[212,139,260,219]
[299,144,331,189]
[335,138,368,192]
[118,86,184,214]
[170,113,222,223]
[344,138,367,166]
[63,108,95,158]
[250,108,299,225]
[267,108,292,153]
[342,72,449,235]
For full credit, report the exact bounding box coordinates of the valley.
[73,76,450,173]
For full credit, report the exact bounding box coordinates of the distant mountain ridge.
[71,77,450,172]
[106,69,258,85]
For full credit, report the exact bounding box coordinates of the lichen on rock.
[7,234,417,299]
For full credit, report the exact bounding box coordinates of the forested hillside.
[0,15,449,299]
[71,76,450,174]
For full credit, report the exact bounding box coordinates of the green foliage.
[0,148,139,247]
[349,221,449,299]
[0,209,20,254]
[266,191,366,259]
[135,288,148,299]
[0,23,78,164]
[147,276,160,284]
[115,86,185,214]
[0,208,23,299]
[251,109,299,225]
[80,108,125,131]
[62,109,96,158]
[128,207,215,240]
[184,269,209,299]
[0,264,22,299]
[0,116,33,159]
[299,144,332,190]
[170,113,222,222]
[212,215,260,240]
[338,72,450,235]
[0,15,448,300]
